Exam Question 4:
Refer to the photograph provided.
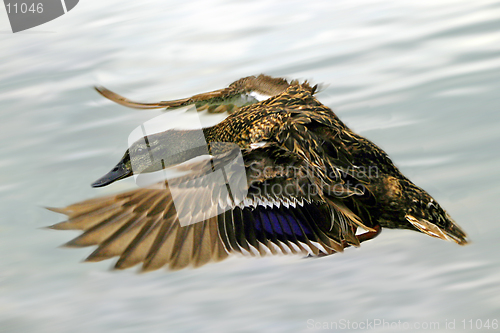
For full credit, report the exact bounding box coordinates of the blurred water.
[1,0,500,332]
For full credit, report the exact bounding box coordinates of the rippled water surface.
[1,1,500,332]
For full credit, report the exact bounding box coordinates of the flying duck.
[48,74,468,271]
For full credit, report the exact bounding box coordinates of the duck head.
[91,129,210,187]
[379,177,468,245]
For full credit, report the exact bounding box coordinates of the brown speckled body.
[202,83,467,239]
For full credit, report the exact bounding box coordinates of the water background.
[1,0,500,332]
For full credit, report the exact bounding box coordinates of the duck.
[48,74,468,272]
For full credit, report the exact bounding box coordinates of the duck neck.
[160,128,213,165]
[153,126,232,167]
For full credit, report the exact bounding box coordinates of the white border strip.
[60,0,68,13]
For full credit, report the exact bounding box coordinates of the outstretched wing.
[48,144,369,272]
[48,188,346,272]
[95,74,318,114]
